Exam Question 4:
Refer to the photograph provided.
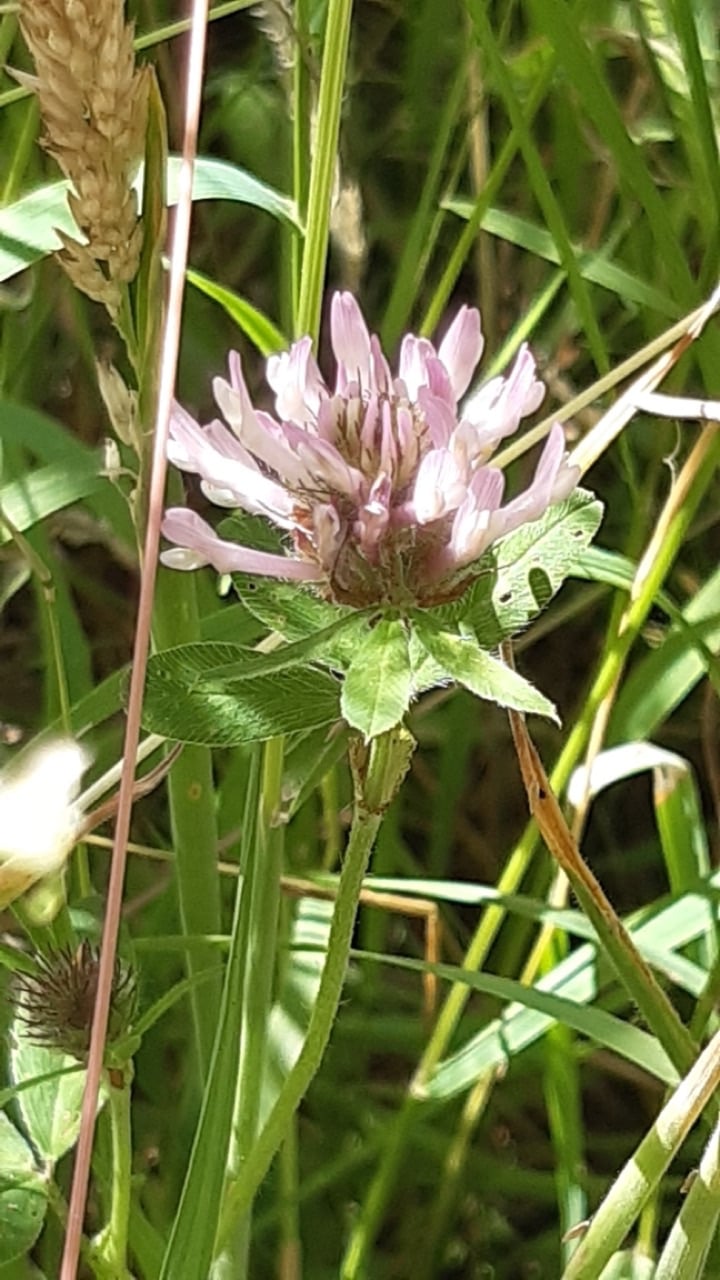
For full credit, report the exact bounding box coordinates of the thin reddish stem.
[59,2,210,1275]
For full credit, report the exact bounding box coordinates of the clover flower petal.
[161,509,323,580]
[437,304,484,399]
[331,291,373,392]
[163,293,578,607]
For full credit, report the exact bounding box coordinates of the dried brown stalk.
[18,0,149,316]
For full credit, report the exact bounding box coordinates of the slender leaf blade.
[0,458,107,544]
[186,269,287,356]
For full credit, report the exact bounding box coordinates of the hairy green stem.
[98,1067,133,1278]
[278,1117,302,1279]
[215,805,380,1243]
[215,728,414,1253]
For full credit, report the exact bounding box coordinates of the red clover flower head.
[162,294,578,608]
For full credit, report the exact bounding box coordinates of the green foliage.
[3,1,720,1277]
[0,1113,47,1266]
[9,1032,88,1166]
[141,642,342,744]
[411,617,558,721]
[0,158,298,286]
[341,618,414,738]
[456,488,604,644]
[146,494,600,743]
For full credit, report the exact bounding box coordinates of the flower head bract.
[162,293,578,609]
[13,940,137,1061]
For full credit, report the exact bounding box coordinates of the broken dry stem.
[506,698,701,1087]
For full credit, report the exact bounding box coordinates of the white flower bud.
[0,739,90,908]
[96,360,139,450]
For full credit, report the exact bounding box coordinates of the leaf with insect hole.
[435,489,603,647]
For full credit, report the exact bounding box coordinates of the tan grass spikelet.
[18,0,149,316]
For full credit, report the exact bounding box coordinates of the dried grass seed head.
[19,0,150,312]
